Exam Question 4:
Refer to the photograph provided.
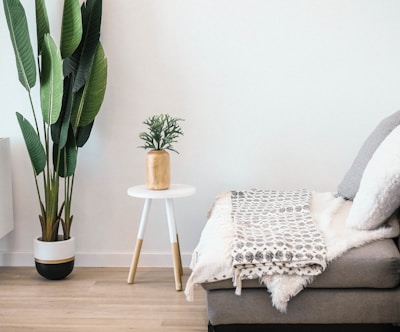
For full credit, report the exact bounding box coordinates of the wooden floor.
[0,267,208,332]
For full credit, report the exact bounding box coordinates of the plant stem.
[27,90,48,237]
[27,92,40,137]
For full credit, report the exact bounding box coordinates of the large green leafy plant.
[3,0,107,241]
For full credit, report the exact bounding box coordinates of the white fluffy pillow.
[346,125,400,230]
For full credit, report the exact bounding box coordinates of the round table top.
[127,184,196,199]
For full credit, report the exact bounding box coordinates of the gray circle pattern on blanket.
[231,189,327,279]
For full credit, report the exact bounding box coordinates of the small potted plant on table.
[138,114,184,190]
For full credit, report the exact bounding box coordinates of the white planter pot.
[34,236,75,280]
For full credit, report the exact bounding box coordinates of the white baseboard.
[0,251,193,268]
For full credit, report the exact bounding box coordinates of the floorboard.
[0,267,207,332]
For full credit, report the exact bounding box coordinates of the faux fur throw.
[231,189,327,294]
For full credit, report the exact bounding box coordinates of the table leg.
[165,198,183,291]
[127,198,152,284]
[176,234,183,276]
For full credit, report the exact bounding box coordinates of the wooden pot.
[146,150,170,190]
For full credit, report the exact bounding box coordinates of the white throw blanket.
[185,191,400,313]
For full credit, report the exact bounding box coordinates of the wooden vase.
[146,150,170,190]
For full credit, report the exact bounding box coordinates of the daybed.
[185,111,400,331]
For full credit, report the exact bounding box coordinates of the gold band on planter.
[35,257,74,264]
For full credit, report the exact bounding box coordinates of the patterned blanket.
[231,189,327,293]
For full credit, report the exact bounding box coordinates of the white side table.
[126,184,196,290]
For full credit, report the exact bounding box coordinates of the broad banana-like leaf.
[51,75,73,149]
[63,50,79,78]
[40,34,63,125]
[35,0,49,55]
[3,0,36,91]
[71,42,107,129]
[16,112,46,175]
[60,0,82,59]
[54,128,77,178]
[72,0,102,92]
[76,120,94,147]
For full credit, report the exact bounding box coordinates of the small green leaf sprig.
[139,114,184,153]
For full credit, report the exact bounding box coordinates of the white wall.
[1,0,400,267]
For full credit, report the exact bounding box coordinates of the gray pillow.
[337,110,400,200]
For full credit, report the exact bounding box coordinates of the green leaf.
[60,0,82,59]
[16,112,46,175]
[76,120,94,147]
[71,42,107,129]
[40,34,63,125]
[35,0,50,55]
[55,128,77,178]
[63,51,79,78]
[72,0,102,92]
[51,75,74,149]
[3,0,36,90]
